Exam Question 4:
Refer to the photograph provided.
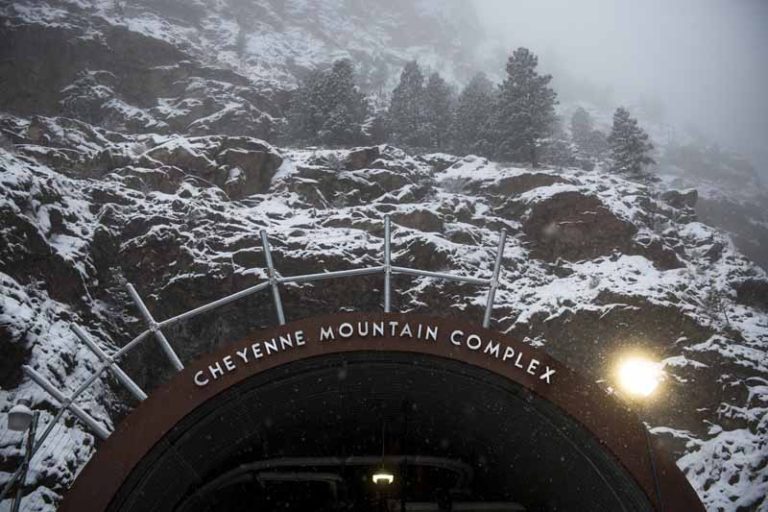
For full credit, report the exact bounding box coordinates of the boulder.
[114,166,187,194]
[662,189,698,209]
[523,191,636,262]
[734,279,768,311]
[489,173,564,196]
[633,238,685,270]
[144,143,218,177]
[344,146,381,170]
[392,209,444,233]
[217,147,283,198]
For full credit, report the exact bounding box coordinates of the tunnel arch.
[59,312,703,511]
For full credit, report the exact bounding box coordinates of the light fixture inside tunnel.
[616,355,662,398]
[371,467,395,485]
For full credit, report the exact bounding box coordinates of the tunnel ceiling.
[112,353,652,511]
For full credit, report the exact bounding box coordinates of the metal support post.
[23,366,110,440]
[483,229,507,328]
[10,411,38,512]
[72,325,147,401]
[126,283,184,371]
[261,230,286,325]
[384,216,392,313]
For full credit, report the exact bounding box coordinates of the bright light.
[371,470,394,485]
[616,356,662,398]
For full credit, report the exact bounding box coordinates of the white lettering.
[194,370,209,387]
[223,355,236,372]
[320,326,335,341]
[527,358,540,375]
[467,334,482,350]
[236,348,249,363]
[209,361,224,380]
[295,330,306,346]
[502,346,515,361]
[450,330,463,346]
[484,340,500,358]
[279,334,293,350]
[426,325,438,341]
[338,322,354,338]
[540,366,556,384]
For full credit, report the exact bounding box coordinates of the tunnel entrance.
[59,313,703,512]
[165,354,650,511]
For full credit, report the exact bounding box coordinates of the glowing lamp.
[371,468,395,485]
[616,355,662,398]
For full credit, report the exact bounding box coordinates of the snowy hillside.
[1,119,767,510]
[0,1,767,511]
[3,0,483,91]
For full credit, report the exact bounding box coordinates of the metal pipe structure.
[384,216,392,313]
[391,266,488,286]
[261,230,286,325]
[11,218,510,511]
[0,469,21,503]
[126,283,184,371]
[112,329,151,361]
[72,325,147,401]
[483,229,507,328]
[281,266,385,285]
[9,411,37,512]
[159,281,271,328]
[22,366,110,440]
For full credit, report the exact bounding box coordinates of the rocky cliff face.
[0,1,767,511]
[1,122,766,510]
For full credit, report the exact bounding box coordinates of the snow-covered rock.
[1,127,766,510]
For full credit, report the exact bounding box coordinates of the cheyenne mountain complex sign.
[193,319,555,389]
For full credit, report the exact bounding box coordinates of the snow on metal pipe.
[126,283,184,371]
[384,216,392,312]
[260,230,286,325]
[0,467,23,502]
[72,325,147,401]
[281,266,385,284]
[483,229,507,328]
[112,329,150,360]
[22,366,110,440]
[159,281,272,328]
[391,266,488,286]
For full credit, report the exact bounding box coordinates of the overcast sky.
[472,0,768,173]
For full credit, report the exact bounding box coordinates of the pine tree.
[285,59,368,145]
[570,107,608,160]
[452,72,494,155]
[285,69,324,143]
[387,61,426,147]
[486,47,557,166]
[541,117,576,167]
[570,107,592,148]
[608,107,655,176]
[317,59,368,145]
[423,72,453,150]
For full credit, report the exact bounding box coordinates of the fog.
[472,0,768,175]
